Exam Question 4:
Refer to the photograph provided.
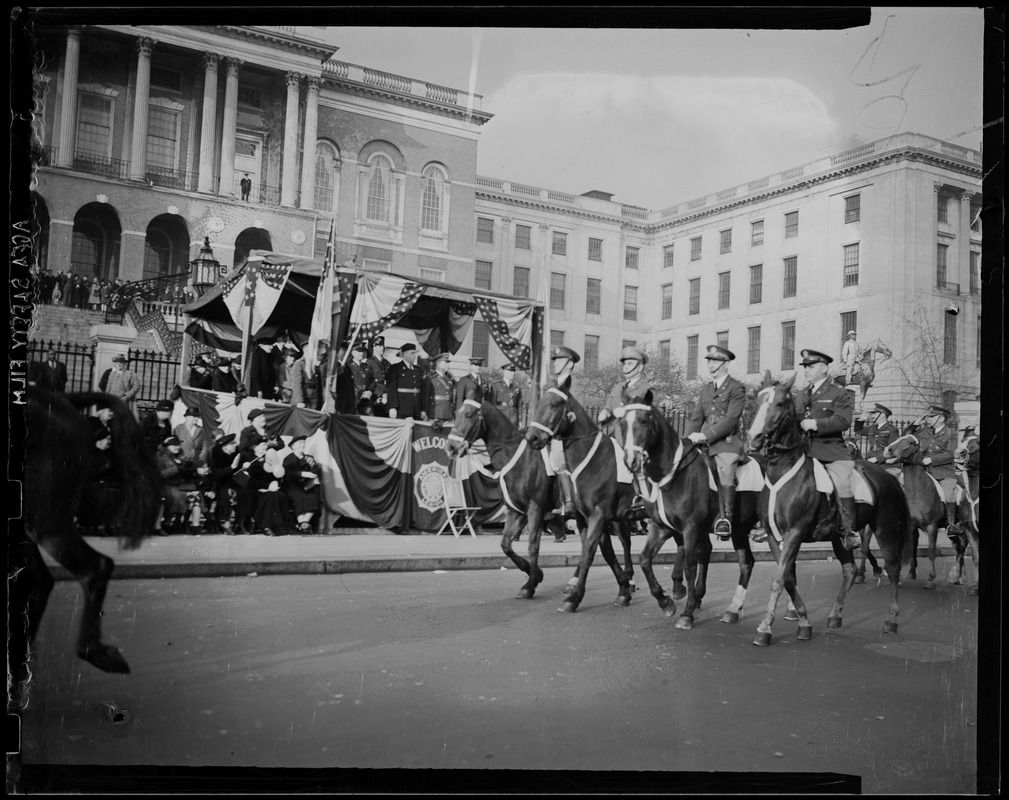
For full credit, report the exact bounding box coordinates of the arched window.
[71,219,105,276]
[143,229,172,278]
[366,154,393,223]
[355,146,404,243]
[313,140,340,212]
[421,164,447,232]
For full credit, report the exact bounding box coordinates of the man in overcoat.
[421,352,455,424]
[902,404,961,537]
[488,363,523,426]
[454,357,488,409]
[386,343,423,420]
[365,336,389,416]
[28,346,68,393]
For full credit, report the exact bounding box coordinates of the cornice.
[208,26,336,60]
[323,78,493,126]
[475,190,650,232]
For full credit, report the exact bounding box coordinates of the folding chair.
[436,475,480,538]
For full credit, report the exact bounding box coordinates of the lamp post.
[178,237,222,387]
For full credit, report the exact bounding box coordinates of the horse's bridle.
[752,387,805,456]
[528,386,572,441]
[446,398,484,452]
[621,402,652,463]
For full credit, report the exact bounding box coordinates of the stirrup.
[713,517,732,541]
[842,530,861,551]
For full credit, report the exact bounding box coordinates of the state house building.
[30,24,982,416]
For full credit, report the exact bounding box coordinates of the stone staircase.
[31,303,161,351]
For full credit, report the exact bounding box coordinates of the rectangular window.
[661,283,673,320]
[783,256,797,298]
[515,224,532,250]
[622,339,637,350]
[937,194,949,224]
[718,271,731,310]
[845,194,861,224]
[843,243,860,287]
[970,251,980,295]
[76,92,113,157]
[688,278,700,315]
[720,228,732,254]
[588,237,603,262]
[659,340,671,365]
[749,264,763,304]
[747,326,761,374]
[663,244,675,268]
[944,311,957,364]
[584,335,599,371]
[586,278,601,315]
[474,260,493,290]
[751,220,764,246]
[937,244,948,287]
[970,201,981,233]
[550,329,565,348]
[419,267,445,282]
[690,236,702,261]
[237,85,263,109]
[781,321,796,370]
[840,311,857,345]
[623,286,638,321]
[687,335,699,380]
[625,246,639,269]
[716,330,729,351]
[785,211,799,238]
[476,217,494,244]
[552,231,567,255]
[472,320,489,363]
[513,266,530,298]
[145,105,179,170]
[363,259,391,272]
[550,272,566,310]
[150,66,183,92]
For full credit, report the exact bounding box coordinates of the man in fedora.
[903,404,962,540]
[99,353,140,416]
[174,405,212,465]
[28,345,68,393]
[489,363,523,426]
[685,344,746,540]
[422,352,455,424]
[795,348,860,550]
[211,356,239,394]
[386,343,423,420]
[854,403,899,463]
[841,330,860,386]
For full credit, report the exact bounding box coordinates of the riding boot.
[627,476,648,521]
[714,485,735,541]
[945,502,964,540]
[838,496,861,551]
[558,472,578,532]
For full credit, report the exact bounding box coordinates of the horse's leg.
[754,534,800,646]
[670,543,687,600]
[826,537,859,629]
[676,527,709,630]
[563,522,588,595]
[948,533,966,586]
[964,523,980,596]
[597,522,632,607]
[722,536,756,624]
[36,529,130,673]
[638,519,678,617]
[781,560,814,639]
[500,511,535,598]
[923,521,940,590]
[908,527,920,581]
[559,513,604,613]
[618,520,636,592]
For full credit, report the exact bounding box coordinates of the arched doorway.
[233,228,272,268]
[31,192,51,272]
[144,214,190,280]
[71,202,122,281]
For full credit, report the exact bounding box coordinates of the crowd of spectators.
[36,268,196,311]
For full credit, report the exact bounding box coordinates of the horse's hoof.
[660,598,677,618]
[883,621,899,634]
[924,580,936,591]
[614,595,631,608]
[671,585,686,601]
[562,585,574,595]
[558,602,578,613]
[796,624,813,640]
[630,581,638,593]
[827,616,842,630]
[873,570,884,579]
[675,616,693,631]
[516,590,534,600]
[853,574,865,585]
[783,608,800,621]
[78,642,131,674]
[753,631,772,647]
[721,611,740,624]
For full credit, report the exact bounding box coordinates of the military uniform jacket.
[366,356,388,398]
[454,374,486,407]
[489,379,522,424]
[686,375,746,456]
[853,419,898,460]
[795,379,854,462]
[385,362,423,418]
[606,375,654,412]
[422,373,455,421]
[905,423,957,480]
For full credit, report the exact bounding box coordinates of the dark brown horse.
[953,435,980,595]
[525,375,635,612]
[746,373,914,644]
[11,390,161,706]
[882,433,951,590]
[621,389,765,629]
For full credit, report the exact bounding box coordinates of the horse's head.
[746,370,797,452]
[954,435,980,472]
[445,392,484,458]
[883,433,919,462]
[621,387,656,473]
[525,373,575,450]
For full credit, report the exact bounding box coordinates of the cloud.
[478,74,842,210]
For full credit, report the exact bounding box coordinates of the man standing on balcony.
[241,173,252,202]
[99,354,140,416]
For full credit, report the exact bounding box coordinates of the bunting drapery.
[221,257,293,338]
[304,218,339,373]
[473,295,537,370]
[348,273,425,346]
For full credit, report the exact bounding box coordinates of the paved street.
[15,558,977,794]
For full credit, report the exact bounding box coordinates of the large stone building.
[30,24,982,417]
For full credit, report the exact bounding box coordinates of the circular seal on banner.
[414,461,451,512]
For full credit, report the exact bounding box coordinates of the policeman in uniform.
[455,357,488,407]
[421,352,455,424]
[854,403,899,462]
[795,349,860,550]
[902,404,961,538]
[366,336,389,416]
[385,343,423,420]
[685,345,745,540]
[549,346,580,526]
[489,363,523,426]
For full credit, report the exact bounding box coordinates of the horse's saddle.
[607,436,634,484]
[809,458,874,504]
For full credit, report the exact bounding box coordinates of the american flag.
[473,295,535,370]
[304,218,338,371]
[348,273,425,345]
[222,257,292,336]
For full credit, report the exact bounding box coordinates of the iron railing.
[145,165,200,192]
[72,151,131,181]
[25,339,96,393]
[105,271,191,324]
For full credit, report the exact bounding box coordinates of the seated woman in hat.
[211,356,239,394]
[157,435,198,534]
[239,407,279,463]
[854,403,899,463]
[241,434,290,536]
[901,404,963,539]
[143,398,175,456]
[282,435,323,533]
[210,433,250,534]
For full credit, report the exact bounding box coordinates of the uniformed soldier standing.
[685,345,745,539]
[366,336,389,416]
[854,403,899,462]
[385,343,423,419]
[421,352,455,424]
[901,404,962,538]
[455,357,488,407]
[549,346,580,527]
[795,349,860,550]
[489,363,523,426]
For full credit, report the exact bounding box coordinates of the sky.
[325,8,985,210]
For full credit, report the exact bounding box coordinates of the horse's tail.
[65,392,162,549]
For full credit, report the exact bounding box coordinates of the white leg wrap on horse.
[727,585,746,613]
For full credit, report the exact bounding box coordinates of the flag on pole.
[304,217,338,373]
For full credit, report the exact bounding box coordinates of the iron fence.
[145,165,200,192]
[25,339,95,393]
[127,346,182,416]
